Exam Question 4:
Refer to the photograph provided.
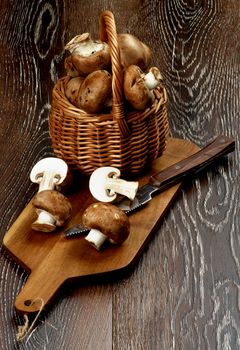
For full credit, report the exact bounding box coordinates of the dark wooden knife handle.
[150,135,235,189]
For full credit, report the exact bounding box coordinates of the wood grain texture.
[0,0,239,349]
[1,139,191,314]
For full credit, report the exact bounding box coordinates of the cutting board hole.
[24,299,32,306]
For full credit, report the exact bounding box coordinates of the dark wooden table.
[0,1,239,349]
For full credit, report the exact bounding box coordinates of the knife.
[64,135,235,238]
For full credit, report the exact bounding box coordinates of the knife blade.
[64,135,235,238]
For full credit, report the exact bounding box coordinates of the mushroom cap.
[30,157,68,186]
[123,65,154,110]
[64,55,80,77]
[65,76,84,106]
[82,203,130,244]
[78,70,112,114]
[65,33,111,76]
[118,34,152,71]
[89,166,120,202]
[32,190,72,226]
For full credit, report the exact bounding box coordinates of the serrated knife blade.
[64,135,235,238]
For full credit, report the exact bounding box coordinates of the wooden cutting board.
[3,138,200,314]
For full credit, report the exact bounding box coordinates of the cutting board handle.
[15,266,65,314]
[3,137,234,315]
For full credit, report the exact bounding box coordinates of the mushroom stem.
[32,210,56,232]
[143,67,163,90]
[85,229,107,250]
[106,178,138,201]
[38,171,59,192]
[36,210,56,225]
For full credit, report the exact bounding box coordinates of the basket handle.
[99,11,131,138]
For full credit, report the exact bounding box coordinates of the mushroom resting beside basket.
[30,157,69,193]
[32,190,72,232]
[82,203,130,250]
[89,166,139,203]
[30,157,73,232]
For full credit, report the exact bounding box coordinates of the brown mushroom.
[78,70,112,114]
[65,77,84,106]
[32,190,72,232]
[118,34,152,71]
[64,33,111,76]
[64,55,80,78]
[82,203,130,250]
[123,65,163,110]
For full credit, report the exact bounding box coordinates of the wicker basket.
[49,10,169,176]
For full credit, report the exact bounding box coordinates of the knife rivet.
[174,164,181,169]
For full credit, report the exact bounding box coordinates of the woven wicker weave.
[49,10,169,176]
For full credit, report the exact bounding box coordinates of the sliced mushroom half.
[30,157,68,192]
[89,166,139,202]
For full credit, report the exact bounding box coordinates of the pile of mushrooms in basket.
[30,26,164,251]
[64,32,163,113]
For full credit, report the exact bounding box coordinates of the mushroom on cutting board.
[89,166,138,202]
[78,70,112,114]
[30,157,69,193]
[123,65,163,110]
[118,33,152,71]
[82,203,130,250]
[64,33,111,76]
[32,190,72,232]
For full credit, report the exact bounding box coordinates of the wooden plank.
[0,0,239,348]
[3,138,200,314]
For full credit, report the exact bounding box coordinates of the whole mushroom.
[64,33,111,77]
[89,166,138,202]
[78,70,112,114]
[123,65,163,110]
[32,190,72,232]
[82,203,130,250]
[118,34,152,71]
